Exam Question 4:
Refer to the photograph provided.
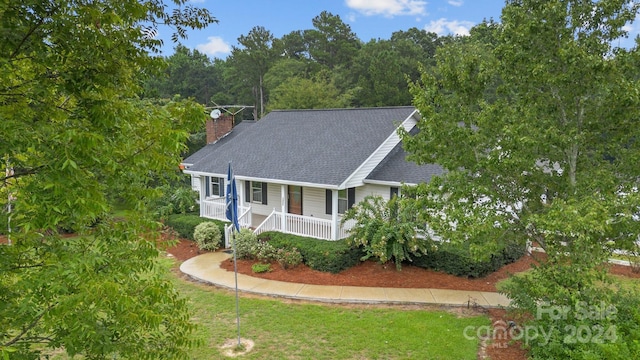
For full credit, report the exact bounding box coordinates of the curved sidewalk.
[179,252,511,308]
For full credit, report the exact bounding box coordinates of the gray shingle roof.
[184,107,419,186]
[366,140,444,185]
[182,120,255,166]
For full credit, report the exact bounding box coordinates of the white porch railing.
[285,213,333,240]
[253,209,279,237]
[338,218,356,239]
[238,206,252,228]
[200,197,226,220]
[253,210,355,241]
[201,198,250,226]
[224,224,233,248]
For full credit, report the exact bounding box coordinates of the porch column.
[198,176,205,217]
[281,184,286,232]
[331,189,339,240]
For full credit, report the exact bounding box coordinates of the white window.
[210,177,224,197]
[338,189,348,214]
[252,181,263,204]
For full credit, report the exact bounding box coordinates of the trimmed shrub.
[254,241,277,262]
[275,247,303,269]
[251,263,272,273]
[259,231,362,273]
[193,222,222,251]
[412,241,526,278]
[165,213,225,240]
[231,228,259,260]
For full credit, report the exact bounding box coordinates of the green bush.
[259,231,362,273]
[165,213,225,240]
[254,241,277,262]
[342,195,428,270]
[275,247,303,269]
[251,263,272,273]
[412,241,526,278]
[231,228,259,260]
[193,222,222,251]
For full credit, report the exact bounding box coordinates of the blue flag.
[225,162,240,232]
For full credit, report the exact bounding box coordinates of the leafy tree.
[304,11,361,70]
[402,0,640,357]
[267,72,353,110]
[352,39,411,107]
[0,0,214,358]
[263,58,311,92]
[144,45,221,104]
[273,30,310,60]
[227,26,277,119]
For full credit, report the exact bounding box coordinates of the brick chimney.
[205,114,233,144]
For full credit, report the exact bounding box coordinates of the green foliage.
[275,247,303,269]
[412,241,526,278]
[0,0,216,357]
[152,183,199,220]
[165,214,225,240]
[501,272,640,359]
[251,263,272,273]
[143,45,222,105]
[342,195,429,270]
[260,231,362,273]
[231,228,259,260]
[229,228,277,262]
[254,240,278,262]
[193,222,222,251]
[267,74,353,110]
[402,1,640,356]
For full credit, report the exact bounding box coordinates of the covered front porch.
[199,197,355,241]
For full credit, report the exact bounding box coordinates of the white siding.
[244,182,282,217]
[356,184,392,203]
[342,115,417,189]
[303,187,331,220]
[191,175,201,192]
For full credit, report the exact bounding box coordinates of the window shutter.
[390,187,399,199]
[347,187,356,209]
[325,189,332,214]
[219,177,225,197]
[244,181,250,203]
[261,182,268,205]
[205,176,210,197]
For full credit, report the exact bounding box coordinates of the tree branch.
[3,303,56,347]
[0,165,45,183]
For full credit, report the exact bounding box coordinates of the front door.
[288,185,302,215]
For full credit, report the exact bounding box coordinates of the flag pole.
[226,161,241,347]
[232,227,241,346]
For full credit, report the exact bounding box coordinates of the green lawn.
[166,257,489,360]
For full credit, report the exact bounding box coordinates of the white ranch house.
[181,106,443,243]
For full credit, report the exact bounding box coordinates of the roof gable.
[366,126,444,185]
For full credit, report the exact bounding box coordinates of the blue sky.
[161,0,640,58]
[160,0,505,58]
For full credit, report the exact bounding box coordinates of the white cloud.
[345,0,427,17]
[424,18,474,36]
[447,0,463,6]
[196,36,231,57]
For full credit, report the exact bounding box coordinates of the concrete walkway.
[179,252,511,308]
